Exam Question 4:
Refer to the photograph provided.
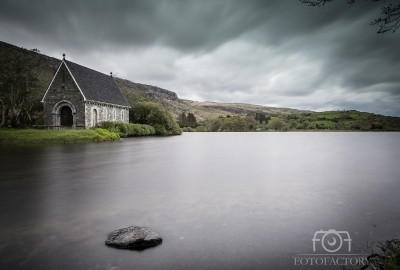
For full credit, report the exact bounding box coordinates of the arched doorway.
[60,106,73,126]
[92,109,97,126]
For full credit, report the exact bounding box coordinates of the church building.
[41,54,130,128]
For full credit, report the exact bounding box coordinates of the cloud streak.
[1,0,399,115]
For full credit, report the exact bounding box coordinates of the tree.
[208,118,223,131]
[269,120,286,131]
[187,112,197,128]
[207,116,258,132]
[300,0,400,33]
[289,119,299,129]
[254,112,267,124]
[178,112,187,127]
[220,117,248,131]
[0,48,43,127]
[178,112,197,128]
[130,101,181,135]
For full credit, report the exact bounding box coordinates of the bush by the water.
[96,121,156,137]
[130,102,182,135]
[208,116,258,132]
[93,128,120,141]
[181,127,196,132]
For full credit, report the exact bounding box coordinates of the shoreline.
[0,128,119,146]
[1,128,397,146]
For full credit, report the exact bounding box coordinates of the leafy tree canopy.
[130,101,182,135]
[0,47,44,127]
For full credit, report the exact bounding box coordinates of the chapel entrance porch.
[60,106,73,126]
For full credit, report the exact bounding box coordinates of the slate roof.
[64,60,130,107]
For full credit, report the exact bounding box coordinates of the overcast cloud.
[1,0,399,115]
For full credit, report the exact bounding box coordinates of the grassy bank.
[0,128,119,145]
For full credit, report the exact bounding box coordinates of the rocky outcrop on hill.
[114,78,178,102]
[180,100,308,120]
[136,83,179,101]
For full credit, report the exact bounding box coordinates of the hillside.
[113,78,308,122]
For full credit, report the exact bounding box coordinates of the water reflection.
[0,133,399,269]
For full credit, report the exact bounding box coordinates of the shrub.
[196,125,207,132]
[130,102,182,135]
[207,116,257,132]
[371,123,384,130]
[94,128,119,140]
[97,121,156,137]
[152,123,168,135]
[268,120,285,131]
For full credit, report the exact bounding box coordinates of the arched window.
[121,110,124,121]
[113,108,116,120]
[104,107,108,120]
[92,109,98,126]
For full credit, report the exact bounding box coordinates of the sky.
[1,0,399,116]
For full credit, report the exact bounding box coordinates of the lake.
[1,132,399,269]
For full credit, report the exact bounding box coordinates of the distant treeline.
[181,111,400,132]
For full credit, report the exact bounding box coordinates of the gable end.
[41,60,87,102]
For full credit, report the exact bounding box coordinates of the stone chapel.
[41,54,130,128]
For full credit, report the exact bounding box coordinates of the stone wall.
[42,63,85,126]
[84,102,129,128]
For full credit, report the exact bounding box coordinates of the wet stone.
[105,226,162,249]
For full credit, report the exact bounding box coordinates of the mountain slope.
[113,77,308,121]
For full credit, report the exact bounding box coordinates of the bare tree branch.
[370,3,400,33]
[299,0,334,7]
[299,0,400,34]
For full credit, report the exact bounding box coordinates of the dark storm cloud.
[0,1,379,48]
[0,0,399,115]
[0,0,277,51]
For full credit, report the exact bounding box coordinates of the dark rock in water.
[105,226,162,249]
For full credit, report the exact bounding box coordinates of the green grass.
[316,110,370,121]
[316,111,342,119]
[349,112,369,120]
[270,116,285,122]
[0,128,119,145]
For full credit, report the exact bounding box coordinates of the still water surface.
[1,133,399,269]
